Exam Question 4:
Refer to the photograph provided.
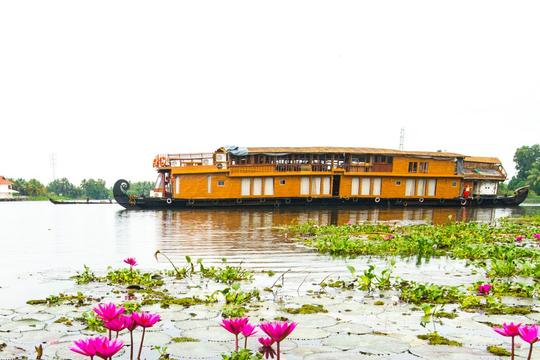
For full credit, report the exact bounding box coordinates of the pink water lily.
[123,314,137,360]
[131,312,160,360]
[131,312,160,328]
[104,316,128,333]
[534,234,540,240]
[259,321,297,360]
[515,236,524,242]
[93,336,124,359]
[258,337,276,359]
[70,337,97,358]
[493,322,522,360]
[70,336,123,359]
[124,257,137,269]
[241,322,258,349]
[519,325,539,360]
[221,317,249,351]
[519,324,539,343]
[478,283,492,296]
[93,303,125,323]
[494,322,521,337]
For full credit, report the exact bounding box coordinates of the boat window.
[427,179,437,196]
[408,162,418,173]
[253,178,263,196]
[175,176,181,194]
[351,177,359,195]
[416,179,426,196]
[154,174,163,190]
[405,179,416,196]
[264,178,274,195]
[419,162,429,173]
[372,178,382,196]
[279,179,286,185]
[361,178,370,195]
[241,178,250,196]
[322,177,331,195]
[452,180,457,187]
[395,179,401,186]
[217,180,225,186]
[300,177,310,195]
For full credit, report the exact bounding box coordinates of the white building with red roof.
[0,176,19,199]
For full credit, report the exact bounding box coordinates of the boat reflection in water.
[114,206,536,263]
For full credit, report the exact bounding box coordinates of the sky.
[1,1,539,186]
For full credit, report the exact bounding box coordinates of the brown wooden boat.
[113,146,528,210]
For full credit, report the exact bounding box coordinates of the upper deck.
[154,146,469,178]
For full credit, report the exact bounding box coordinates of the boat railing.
[229,163,332,174]
[343,163,393,173]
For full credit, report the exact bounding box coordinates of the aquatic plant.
[477,283,492,296]
[486,345,512,356]
[241,322,258,349]
[94,303,125,323]
[397,281,463,305]
[151,345,170,359]
[132,311,161,359]
[200,258,254,284]
[221,317,250,351]
[258,337,276,359]
[417,332,462,346]
[284,304,327,314]
[124,257,138,272]
[518,325,539,360]
[70,336,124,359]
[259,321,297,360]
[220,284,260,306]
[105,267,164,287]
[72,265,99,284]
[515,236,524,242]
[27,291,100,307]
[494,322,522,360]
[222,349,263,360]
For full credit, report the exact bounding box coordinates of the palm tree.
[526,161,540,194]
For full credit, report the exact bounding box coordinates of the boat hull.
[113,180,529,210]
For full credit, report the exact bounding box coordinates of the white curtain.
[241,178,250,196]
[264,177,274,195]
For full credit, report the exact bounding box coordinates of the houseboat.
[113,146,528,209]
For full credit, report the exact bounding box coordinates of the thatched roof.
[464,156,502,164]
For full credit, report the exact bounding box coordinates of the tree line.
[9,178,154,199]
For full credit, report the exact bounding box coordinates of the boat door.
[332,176,341,196]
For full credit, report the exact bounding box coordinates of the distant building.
[0,176,19,199]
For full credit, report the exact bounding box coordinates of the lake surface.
[0,201,538,307]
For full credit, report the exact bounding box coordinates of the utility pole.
[50,153,57,181]
[399,128,405,151]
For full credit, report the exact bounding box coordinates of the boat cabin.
[148,146,500,202]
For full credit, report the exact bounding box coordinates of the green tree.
[526,161,540,194]
[509,144,540,190]
[47,178,82,198]
[128,181,154,196]
[80,179,111,199]
[25,179,47,197]
[9,178,28,195]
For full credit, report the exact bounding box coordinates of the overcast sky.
[1,1,539,186]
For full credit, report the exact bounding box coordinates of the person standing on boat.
[463,185,471,198]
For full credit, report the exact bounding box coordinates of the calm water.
[0,201,538,307]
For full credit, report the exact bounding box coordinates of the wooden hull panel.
[113,180,528,210]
